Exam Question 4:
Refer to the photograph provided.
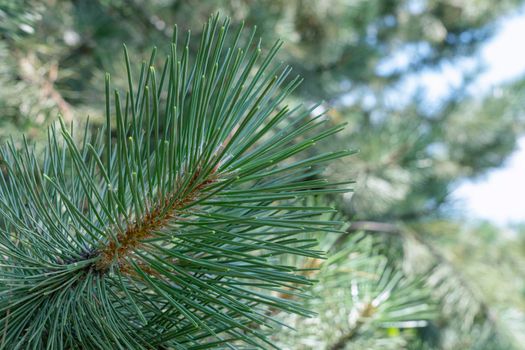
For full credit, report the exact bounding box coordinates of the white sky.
[453,10,525,225]
[476,13,525,90]
[455,137,525,225]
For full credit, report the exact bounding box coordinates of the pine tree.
[2,2,525,348]
[0,15,351,349]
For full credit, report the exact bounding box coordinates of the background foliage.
[1,0,525,349]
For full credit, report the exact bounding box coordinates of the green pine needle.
[0,15,351,349]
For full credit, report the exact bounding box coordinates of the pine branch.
[273,233,435,349]
[0,15,351,349]
[95,167,218,272]
[342,221,518,347]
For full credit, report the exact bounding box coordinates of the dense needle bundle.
[0,15,350,349]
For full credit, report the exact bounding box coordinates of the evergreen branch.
[342,221,517,346]
[0,15,350,349]
[273,232,435,349]
[95,167,219,272]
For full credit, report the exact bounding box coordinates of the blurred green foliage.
[1,0,525,348]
